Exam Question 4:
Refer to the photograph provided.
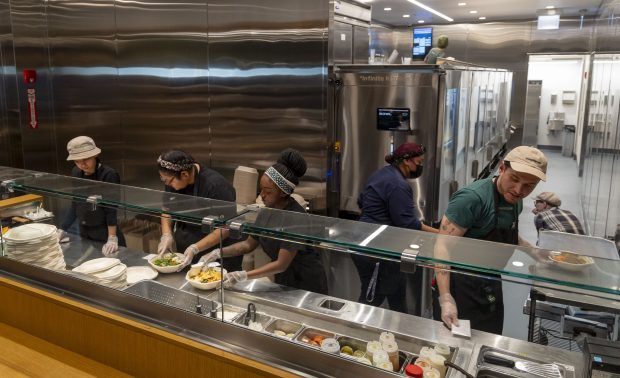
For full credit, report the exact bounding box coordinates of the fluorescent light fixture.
[479,16,486,20]
[469,10,477,14]
[403,14,410,18]
[512,261,525,267]
[458,2,466,6]
[537,14,560,29]
[418,20,425,23]
[406,0,454,22]
[546,5,555,9]
[384,7,392,11]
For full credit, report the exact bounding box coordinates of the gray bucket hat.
[66,136,101,161]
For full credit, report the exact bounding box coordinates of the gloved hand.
[56,229,69,243]
[439,293,459,329]
[222,270,248,288]
[176,244,199,272]
[157,233,174,255]
[101,235,119,256]
[198,248,221,265]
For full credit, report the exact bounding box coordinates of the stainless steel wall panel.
[529,18,594,53]
[332,21,353,64]
[10,0,57,172]
[46,0,119,176]
[115,0,209,188]
[0,0,22,167]
[352,25,369,64]
[336,69,439,220]
[207,0,329,208]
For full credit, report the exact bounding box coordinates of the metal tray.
[217,305,245,323]
[335,335,367,357]
[234,311,272,329]
[264,318,303,339]
[124,280,220,315]
[295,327,336,348]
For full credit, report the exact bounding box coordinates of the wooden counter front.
[0,276,298,378]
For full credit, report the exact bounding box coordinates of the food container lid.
[382,340,398,353]
[379,331,395,344]
[320,338,340,354]
[406,364,424,377]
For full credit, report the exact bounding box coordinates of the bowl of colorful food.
[186,266,227,290]
[148,252,184,273]
[548,251,594,271]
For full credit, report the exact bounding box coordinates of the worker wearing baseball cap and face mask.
[58,136,125,256]
[433,146,547,334]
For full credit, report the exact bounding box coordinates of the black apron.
[259,235,328,294]
[172,169,242,272]
[433,178,518,334]
[75,166,125,246]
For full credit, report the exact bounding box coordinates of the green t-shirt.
[425,48,445,64]
[444,178,522,239]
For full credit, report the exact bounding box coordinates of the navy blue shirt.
[357,165,422,230]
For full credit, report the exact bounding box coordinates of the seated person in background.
[424,35,449,64]
[58,136,125,256]
[532,191,585,236]
[199,149,328,294]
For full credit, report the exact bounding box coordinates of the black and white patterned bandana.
[265,166,295,195]
[157,156,186,172]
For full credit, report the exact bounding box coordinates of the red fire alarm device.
[23,69,38,129]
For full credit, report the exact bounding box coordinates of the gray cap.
[66,136,101,161]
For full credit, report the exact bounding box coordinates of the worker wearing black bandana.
[433,146,547,334]
[199,148,328,294]
[156,150,240,272]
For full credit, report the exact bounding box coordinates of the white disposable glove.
[56,229,69,243]
[222,270,248,288]
[198,248,221,265]
[177,244,199,272]
[439,293,459,329]
[157,233,174,255]
[101,235,119,256]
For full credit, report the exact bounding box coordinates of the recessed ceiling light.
[479,16,486,20]
[406,0,454,22]
[384,7,392,11]
[418,20,425,23]
[403,14,410,18]
[458,2,467,5]
[546,5,555,9]
[469,10,478,14]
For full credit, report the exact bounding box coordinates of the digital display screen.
[413,27,433,60]
[377,108,410,131]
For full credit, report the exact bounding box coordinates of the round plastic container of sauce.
[379,331,395,344]
[423,367,441,378]
[376,360,394,371]
[320,338,340,354]
[428,352,447,377]
[366,340,383,363]
[372,349,390,366]
[414,357,433,371]
[405,363,424,378]
[434,343,451,359]
[381,340,400,371]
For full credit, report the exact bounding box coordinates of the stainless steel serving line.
[0,238,577,378]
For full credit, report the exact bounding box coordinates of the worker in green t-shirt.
[433,146,547,334]
[424,35,449,64]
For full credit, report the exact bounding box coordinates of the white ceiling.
[360,0,604,26]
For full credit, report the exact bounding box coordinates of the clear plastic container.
[320,338,340,354]
[433,343,450,359]
[366,340,382,363]
[379,331,395,344]
[382,340,399,371]
[372,349,390,365]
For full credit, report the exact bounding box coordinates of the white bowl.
[548,252,594,272]
[186,266,227,290]
[148,253,185,273]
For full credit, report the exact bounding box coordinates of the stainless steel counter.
[2,238,586,378]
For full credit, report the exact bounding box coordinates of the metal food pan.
[264,319,303,339]
[335,335,368,357]
[397,351,414,374]
[234,311,272,329]
[217,305,245,323]
[295,327,336,348]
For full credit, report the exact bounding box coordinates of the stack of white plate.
[73,258,127,289]
[233,166,258,205]
[3,223,66,270]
